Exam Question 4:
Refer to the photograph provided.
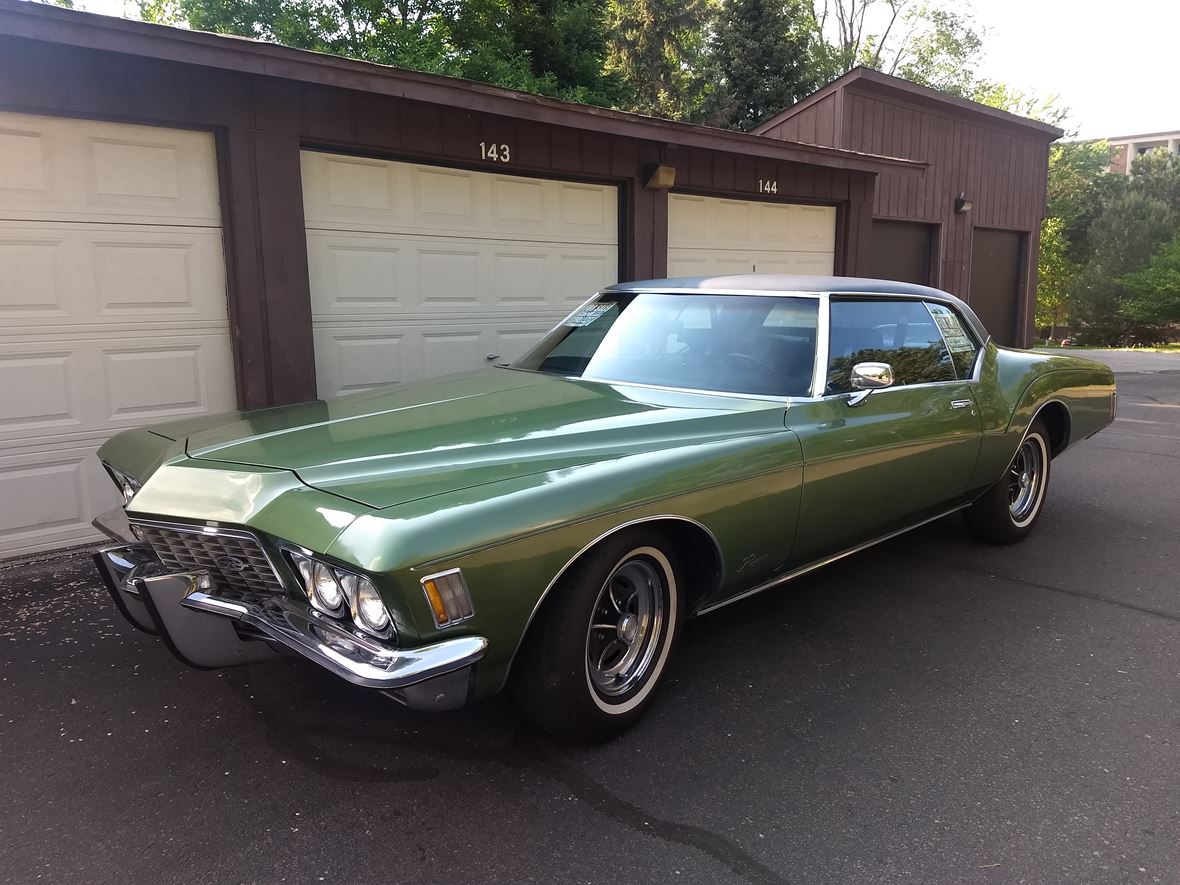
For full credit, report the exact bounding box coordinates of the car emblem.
[215,554,249,572]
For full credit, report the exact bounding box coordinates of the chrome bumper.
[93,540,488,711]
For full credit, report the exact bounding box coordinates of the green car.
[93,275,1116,742]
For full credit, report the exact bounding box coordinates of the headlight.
[102,462,141,505]
[311,562,345,614]
[285,550,394,639]
[353,576,392,634]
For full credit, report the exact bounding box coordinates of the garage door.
[667,193,836,277]
[970,228,1025,346]
[0,113,236,558]
[301,152,619,397]
[869,219,935,286]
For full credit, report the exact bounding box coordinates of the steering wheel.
[722,352,774,375]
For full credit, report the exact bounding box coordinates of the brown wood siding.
[0,34,876,404]
[759,93,842,148]
[835,89,1049,342]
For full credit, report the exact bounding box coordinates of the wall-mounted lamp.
[645,164,677,190]
[954,192,973,214]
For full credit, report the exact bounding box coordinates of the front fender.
[327,430,805,698]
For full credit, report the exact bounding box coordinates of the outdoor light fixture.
[645,163,677,189]
[954,192,973,214]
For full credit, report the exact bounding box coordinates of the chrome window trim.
[810,292,831,397]
[600,287,828,298]
[511,288,989,403]
[819,294,985,398]
[129,517,287,590]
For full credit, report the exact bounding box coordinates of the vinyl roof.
[605,275,989,339]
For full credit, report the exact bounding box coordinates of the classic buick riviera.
[93,275,1116,742]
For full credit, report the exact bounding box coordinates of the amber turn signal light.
[420,568,475,628]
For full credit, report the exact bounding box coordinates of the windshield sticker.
[564,303,612,327]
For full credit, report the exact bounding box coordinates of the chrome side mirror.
[851,362,894,390]
[847,362,893,406]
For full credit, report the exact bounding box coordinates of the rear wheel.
[963,418,1052,544]
[512,528,683,743]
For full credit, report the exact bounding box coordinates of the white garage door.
[302,151,619,397]
[667,193,837,277]
[0,113,236,558]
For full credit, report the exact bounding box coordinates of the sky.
[70,0,1179,140]
[971,0,1179,139]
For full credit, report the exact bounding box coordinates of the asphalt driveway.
[2,353,1177,885]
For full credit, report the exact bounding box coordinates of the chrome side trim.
[500,513,724,687]
[182,589,488,689]
[694,503,970,616]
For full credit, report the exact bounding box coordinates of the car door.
[785,297,983,566]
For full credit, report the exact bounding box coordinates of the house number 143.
[480,142,512,162]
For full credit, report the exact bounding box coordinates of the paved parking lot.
[2,353,1178,885]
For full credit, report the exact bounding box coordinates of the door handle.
[950,399,972,409]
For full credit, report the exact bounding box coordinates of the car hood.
[173,369,786,509]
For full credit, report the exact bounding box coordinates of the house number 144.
[480,142,512,162]
[758,179,778,194]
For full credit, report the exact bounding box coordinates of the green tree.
[1072,192,1174,343]
[604,0,715,119]
[1036,217,1073,339]
[1129,147,1180,216]
[141,0,624,105]
[451,0,625,105]
[1043,140,1126,262]
[814,0,983,93]
[969,81,1069,128]
[707,0,822,130]
[886,4,982,96]
[1120,232,1180,328]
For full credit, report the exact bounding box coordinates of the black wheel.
[511,528,683,743]
[963,418,1052,544]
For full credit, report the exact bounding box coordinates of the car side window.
[826,299,955,394]
[925,302,981,378]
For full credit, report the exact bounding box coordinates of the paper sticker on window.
[565,304,613,327]
[930,307,975,352]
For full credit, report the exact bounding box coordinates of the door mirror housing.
[850,362,894,390]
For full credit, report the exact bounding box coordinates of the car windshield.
[514,292,819,397]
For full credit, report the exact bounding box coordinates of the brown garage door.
[970,229,1024,346]
[869,220,935,286]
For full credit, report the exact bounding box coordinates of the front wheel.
[511,529,683,743]
[963,418,1052,544]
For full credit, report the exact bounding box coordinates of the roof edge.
[754,67,1064,141]
[0,1,927,177]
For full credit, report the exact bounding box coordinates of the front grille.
[133,521,285,597]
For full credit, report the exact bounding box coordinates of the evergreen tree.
[604,0,714,119]
[452,0,625,105]
[707,0,821,131]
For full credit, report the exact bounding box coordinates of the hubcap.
[586,557,666,698]
[1008,436,1045,522]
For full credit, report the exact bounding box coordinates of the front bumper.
[93,530,488,711]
